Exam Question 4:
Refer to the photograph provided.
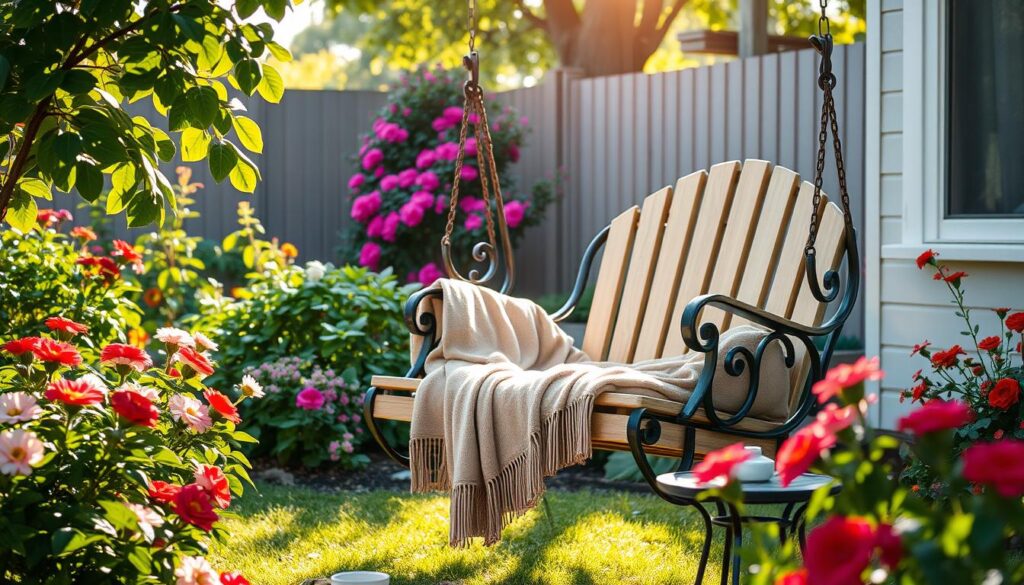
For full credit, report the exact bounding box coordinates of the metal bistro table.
[656,472,841,585]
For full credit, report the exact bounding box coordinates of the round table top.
[656,472,841,504]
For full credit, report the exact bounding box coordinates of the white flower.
[126,502,164,541]
[155,327,194,348]
[117,382,159,402]
[304,260,326,282]
[168,394,212,433]
[0,429,45,476]
[237,374,264,399]
[191,331,219,353]
[0,392,41,423]
[174,556,220,585]
[79,373,110,395]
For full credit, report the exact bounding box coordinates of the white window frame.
[902,0,1024,246]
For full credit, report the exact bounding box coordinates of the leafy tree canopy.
[0,0,295,230]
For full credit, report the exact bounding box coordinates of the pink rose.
[508,144,520,163]
[380,123,408,143]
[465,137,477,157]
[380,174,400,191]
[460,197,486,213]
[468,112,480,125]
[416,149,438,169]
[418,262,444,286]
[435,142,459,161]
[388,103,397,114]
[366,215,385,238]
[519,115,529,126]
[398,168,419,188]
[411,191,434,210]
[296,387,325,410]
[347,173,365,191]
[434,195,448,215]
[416,171,440,192]
[382,212,400,242]
[402,107,411,116]
[442,106,463,122]
[358,242,381,270]
[350,191,381,223]
[465,214,483,231]
[432,117,456,133]
[460,165,478,182]
[374,167,384,178]
[504,200,527,228]
[423,70,436,82]
[361,148,383,170]
[399,201,424,227]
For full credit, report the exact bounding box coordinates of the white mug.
[330,571,390,585]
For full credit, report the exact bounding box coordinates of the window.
[947,1,1024,217]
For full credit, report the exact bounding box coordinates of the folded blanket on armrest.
[409,278,790,546]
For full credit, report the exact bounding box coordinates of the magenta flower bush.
[240,357,369,468]
[345,65,554,285]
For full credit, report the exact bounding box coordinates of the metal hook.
[809,34,836,90]
[463,51,480,90]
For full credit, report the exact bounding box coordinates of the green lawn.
[209,483,734,585]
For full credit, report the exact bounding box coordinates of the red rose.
[993,307,1011,318]
[1006,312,1024,333]
[31,338,82,367]
[776,424,837,486]
[2,337,40,356]
[774,570,807,585]
[76,256,121,281]
[897,399,973,435]
[988,378,1021,410]
[874,523,903,569]
[204,389,240,424]
[148,480,182,504]
[44,377,105,406]
[173,484,219,531]
[111,390,159,427]
[195,464,232,508]
[911,341,930,356]
[111,239,144,272]
[805,516,876,585]
[942,270,968,284]
[220,572,251,585]
[100,343,153,373]
[910,381,927,403]
[691,442,750,484]
[915,249,936,269]
[45,317,89,337]
[977,336,1000,352]
[812,356,883,403]
[930,345,965,368]
[962,440,1024,498]
[174,347,215,378]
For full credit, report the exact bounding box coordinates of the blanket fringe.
[409,436,450,492]
[455,394,596,546]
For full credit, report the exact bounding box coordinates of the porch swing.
[363,0,859,493]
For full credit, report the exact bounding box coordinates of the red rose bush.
[695,354,1023,584]
[900,250,1024,495]
[0,324,259,582]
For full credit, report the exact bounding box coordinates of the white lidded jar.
[734,446,775,482]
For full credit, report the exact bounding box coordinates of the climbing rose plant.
[694,357,1024,584]
[345,65,554,285]
[0,323,258,583]
[899,250,1024,497]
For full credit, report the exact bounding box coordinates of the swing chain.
[805,0,853,265]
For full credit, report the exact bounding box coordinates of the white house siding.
[866,0,1024,428]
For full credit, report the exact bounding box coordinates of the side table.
[656,472,841,585]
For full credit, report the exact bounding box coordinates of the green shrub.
[0,216,142,351]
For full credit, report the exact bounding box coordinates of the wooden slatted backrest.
[582,160,849,412]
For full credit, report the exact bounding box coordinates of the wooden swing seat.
[365,159,852,467]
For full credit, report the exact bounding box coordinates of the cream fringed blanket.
[409,279,791,546]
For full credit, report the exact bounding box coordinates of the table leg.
[693,503,714,585]
[726,504,743,585]
[791,503,809,553]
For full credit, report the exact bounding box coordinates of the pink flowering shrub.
[239,357,369,468]
[0,323,258,583]
[345,65,554,285]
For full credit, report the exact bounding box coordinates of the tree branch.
[513,0,547,30]
[0,100,51,221]
[67,4,183,68]
[544,0,581,29]
[638,0,663,38]
[653,0,687,41]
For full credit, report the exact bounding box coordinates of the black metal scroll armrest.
[549,225,610,323]
[675,294,825,436]
[403,287,443,378]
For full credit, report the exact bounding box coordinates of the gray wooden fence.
[86,43,865,339]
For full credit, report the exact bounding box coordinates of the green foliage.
[0,326,255,581]
[536,285,595,324]
[240,357,371,468]
[0,0,294,229]
[345,65,555,283]
[0,219,142,351]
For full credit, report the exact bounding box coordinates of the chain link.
[467,0,476,52]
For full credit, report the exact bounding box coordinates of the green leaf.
[0,55,11,91]
[186,86,219,129]
[257,64,284,103]
[181,127,211,162]
[208,142,238,182]
[266,42,292,63]
[198,36,224,70]
[234,59,262,95]
[60,70,97,94]
[75,162,103,201]
[235,0,262,19]
[19,178,51,200]
[6,189,37,231]
[229,156,258,193]
[231,116,263,153]
[24,70,66,102]
[125,189,162,228]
